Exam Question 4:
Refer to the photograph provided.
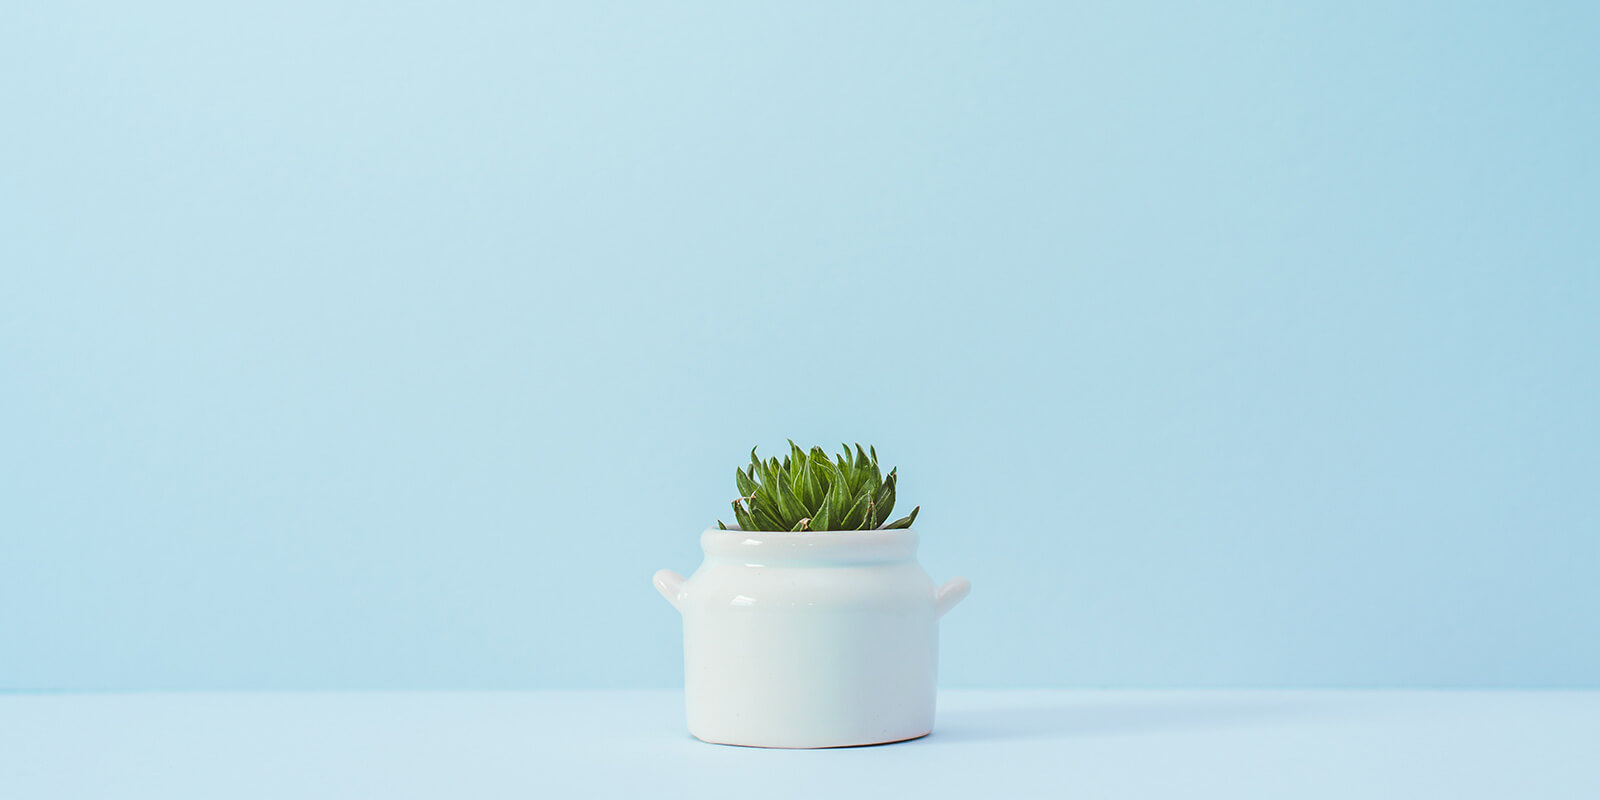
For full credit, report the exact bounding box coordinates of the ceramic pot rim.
[700,527,919,564]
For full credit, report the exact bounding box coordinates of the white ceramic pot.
[654,528,970,748]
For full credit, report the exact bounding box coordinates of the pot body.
[654,529,969,748]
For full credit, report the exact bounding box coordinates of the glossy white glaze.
[654,528,969,748]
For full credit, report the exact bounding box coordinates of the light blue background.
[2,1,1596,691]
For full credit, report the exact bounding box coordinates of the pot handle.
[936,577,971,618]
[653,569,686,613]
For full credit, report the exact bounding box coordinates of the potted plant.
[653,442,970,748]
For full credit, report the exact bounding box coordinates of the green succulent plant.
[717,442,920,532]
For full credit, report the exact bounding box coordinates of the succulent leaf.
[773,472,807,521]
[798,457,822,510]
[873,468,897,524]
[824,464,850,522]
[810,500,832,530]
[751,502,785,531]
[732,499,757,531]
[841,487,872,529]
[880,506,920,530]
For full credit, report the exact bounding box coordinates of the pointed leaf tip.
[880,505,920,530]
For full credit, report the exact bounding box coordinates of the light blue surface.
[2,2,1597,690]
[3,691,1598,799]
